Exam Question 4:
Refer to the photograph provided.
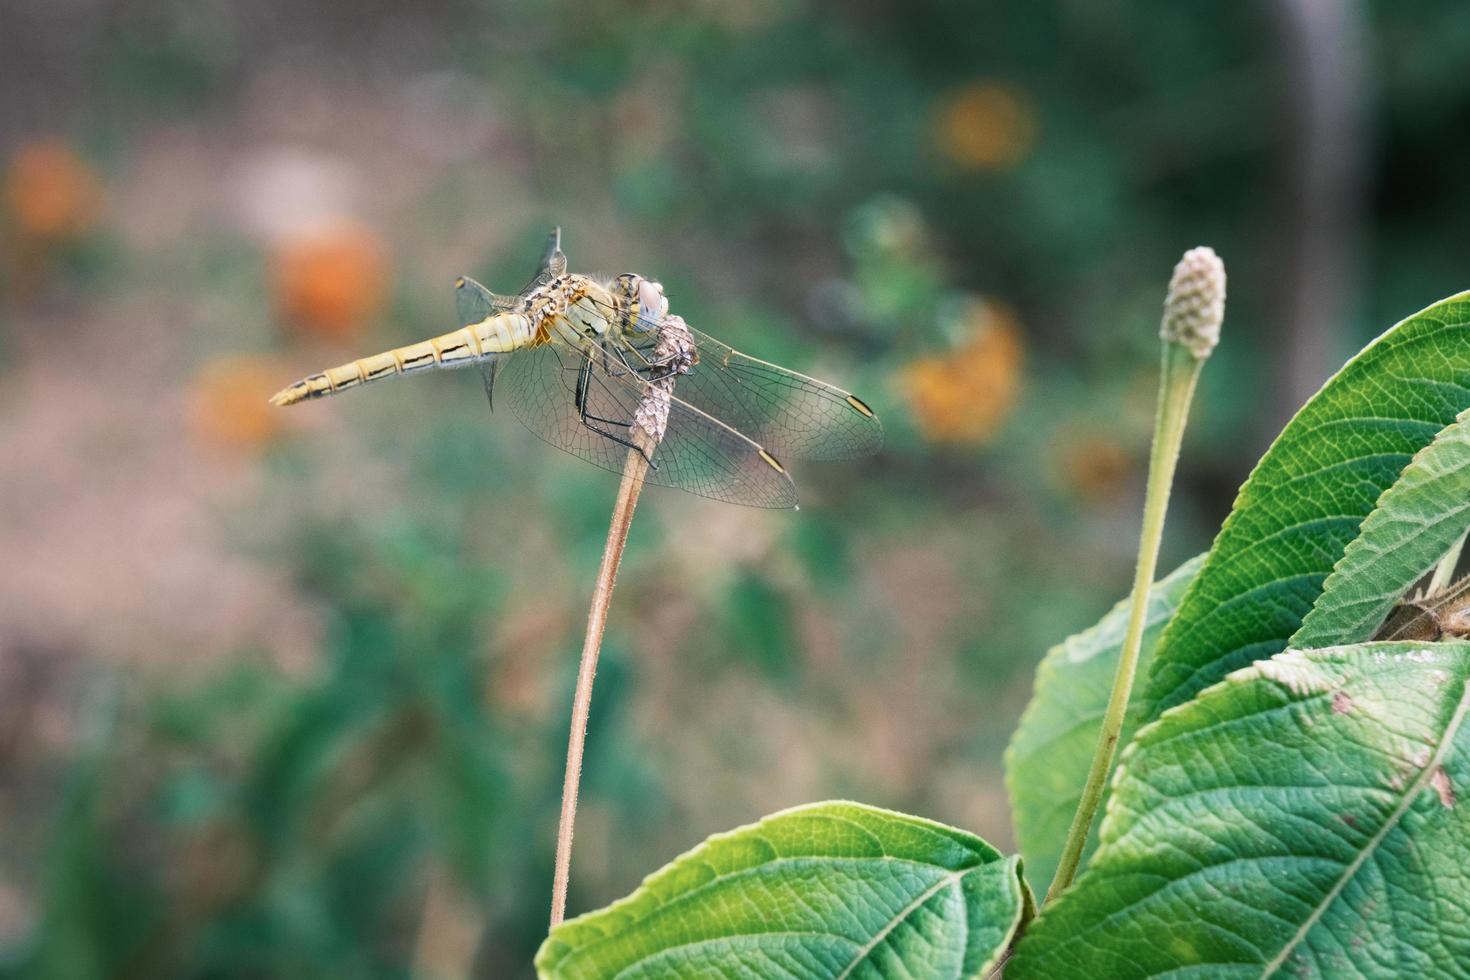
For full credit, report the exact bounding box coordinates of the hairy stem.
[1045,344,1204,903]
[550,441,651,928]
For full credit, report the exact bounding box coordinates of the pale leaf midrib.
[832,867,968,980]
[562,853,985,978]
[595,865,975,980]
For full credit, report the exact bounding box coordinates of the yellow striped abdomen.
[268,312,536,406]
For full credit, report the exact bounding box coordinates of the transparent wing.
[587,298,882,461]
[455,228,563,323]
[455,275,517,324]
[519,227,568,293]
[493,342,798,509]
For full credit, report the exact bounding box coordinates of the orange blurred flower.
[933,82,1036,172]
[272,223,390,341]
[190,354,288,452]
[900,299,1025,445]
[3,138,102,242]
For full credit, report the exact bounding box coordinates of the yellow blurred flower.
[190,354,288,452]
[272,223,390,342]
[3,138,102,242]
[900,298,1025,445]
[933,82,1036,172]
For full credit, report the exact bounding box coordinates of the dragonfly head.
[614,273,669,332]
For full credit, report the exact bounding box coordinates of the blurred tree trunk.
[1268,0,1369,435]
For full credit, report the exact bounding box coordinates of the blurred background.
[1,0,1467,975]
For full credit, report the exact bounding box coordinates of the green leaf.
[1145,292,1470,716]
[535,801,1032,979]
[1005,554,1203,892]
[1009,641,1470,978]
[1293,407,1470,648]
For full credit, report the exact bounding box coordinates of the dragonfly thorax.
[523,274,615,346]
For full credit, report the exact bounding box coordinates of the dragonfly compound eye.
[638,279,669,324]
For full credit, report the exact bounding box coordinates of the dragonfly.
[269,229,882,508]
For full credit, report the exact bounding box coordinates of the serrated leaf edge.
[537,800,1030,979]
[1145,291,1470,712]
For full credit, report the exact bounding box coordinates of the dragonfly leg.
[607,341,681,382]
[611,342,650,374]
[573,358,628,425]
[598,343,638,380]
[574,358,657,469]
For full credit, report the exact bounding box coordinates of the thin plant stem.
[1043,245,1223,902]
[550,438,652,928]
[548,314,691,928]
[1045,343,1206,903]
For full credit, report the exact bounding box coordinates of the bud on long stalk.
[1161,246,1226,359]
[1045,247,1225,903]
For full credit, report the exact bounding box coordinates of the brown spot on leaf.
[1432,766,1456,809]
[1339,813,1357,828]
[1332,690,1353,715]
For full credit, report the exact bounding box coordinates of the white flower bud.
[1160,246,1225,360]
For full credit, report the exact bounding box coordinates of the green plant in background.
[536,255,1470,976]
[7,517,524,977]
